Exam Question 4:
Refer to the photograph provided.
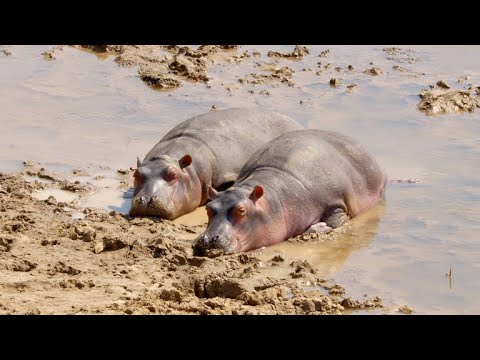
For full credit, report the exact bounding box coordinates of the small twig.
[445,266,452,277]
[446,265,453,290]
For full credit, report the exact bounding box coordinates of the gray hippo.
[194,129,387,254]
[129,108,302,219]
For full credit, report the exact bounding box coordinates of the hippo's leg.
[321,207,350,229]
[305,222,332,234]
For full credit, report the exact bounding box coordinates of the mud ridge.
[418,82,480,116]
[67,45,247,90]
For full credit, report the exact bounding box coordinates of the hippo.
[129,108,302,219]
[194,129,387,254]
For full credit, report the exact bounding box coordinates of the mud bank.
[418,82,480,116]
[75,45,248,90]
[0,167,404,315]
[41,45,250,89]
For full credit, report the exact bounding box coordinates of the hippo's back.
[155,108,302,185]
[160,108,301,154]
[238,129,387,216]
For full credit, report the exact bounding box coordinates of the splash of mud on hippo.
[194,129,387,254]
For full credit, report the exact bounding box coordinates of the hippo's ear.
[179,155,192,169]
[207,186,218,200]
[136,156,142,168]
[249,185,264,204]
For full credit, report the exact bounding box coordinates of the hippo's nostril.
[200,234,209,245]
[211,235,219,245]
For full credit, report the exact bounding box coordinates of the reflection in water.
[257,200,386,278]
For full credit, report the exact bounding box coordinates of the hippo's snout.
[138,195,148,207]
[136,194,157,208]
[149,195,159,207]
[129,193,175,219]
[198,234,209,246]
[197,234,219,247]
[193,230,236,256]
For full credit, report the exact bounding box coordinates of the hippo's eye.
[163,168,178,182]
[232,206,246,218]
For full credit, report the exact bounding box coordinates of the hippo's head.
[129,154,201,220]
[194,185,268,254]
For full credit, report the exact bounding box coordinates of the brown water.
[1,45,479,314]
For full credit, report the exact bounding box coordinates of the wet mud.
[418,84,480,116]
[0,167,393,314]
[69,45,248,90]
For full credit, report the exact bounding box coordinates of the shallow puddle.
[173,206,208,227]
[80,187,130,214]
[256,203,386,277]
[78,174,131,213]
[31,188,78,203]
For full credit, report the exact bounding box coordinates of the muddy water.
[1,45,480,314]
[173,206,208,227]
